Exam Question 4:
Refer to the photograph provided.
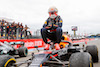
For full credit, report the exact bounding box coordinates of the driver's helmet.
[48,6,58,19]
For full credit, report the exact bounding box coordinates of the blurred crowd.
[0,19,29,39]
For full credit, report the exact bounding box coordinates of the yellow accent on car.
[89,57,92,67]
[59,34,72,48]
[90,62,92,67]
[4,58,16,67]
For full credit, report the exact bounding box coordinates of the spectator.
[13,23,17,39]
[8,24,12,39]
[14,23,17,34]
[20,23,23,39]
[1,22,4,37]
[16,22,20,29]
[1,21,6,38]
[2,19,5,23]
[24,25,29,38]
[6,22,9,39]
[12,22,16,38]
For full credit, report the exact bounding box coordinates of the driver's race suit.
[41,15,63,44]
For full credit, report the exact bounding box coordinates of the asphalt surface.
[16,38,100,67]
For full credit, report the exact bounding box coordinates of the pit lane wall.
[0,38,95,49]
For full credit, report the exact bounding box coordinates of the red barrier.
[0,38,95,49]
[0,39,44,49]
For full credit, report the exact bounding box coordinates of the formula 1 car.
[0,41,28,57]
[0,35,98,67]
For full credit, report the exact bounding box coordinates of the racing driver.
[41,6,63,45]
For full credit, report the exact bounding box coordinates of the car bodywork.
[0,41,28,57]
[59,34,72,48]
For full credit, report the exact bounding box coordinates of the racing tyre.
[86,45,99,62]
[18,47,28,57]
[69,52,93,67]
[0,55,16,67]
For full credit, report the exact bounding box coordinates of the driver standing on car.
[41,6,63,44]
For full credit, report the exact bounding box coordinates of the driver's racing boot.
[44,44,50,50]
[55,43,60,50]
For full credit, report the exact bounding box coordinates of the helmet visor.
[49,12,56,15]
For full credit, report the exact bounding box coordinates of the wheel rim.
[4,58,16,67]
[25,48,28,55]
[89,57,93,67]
